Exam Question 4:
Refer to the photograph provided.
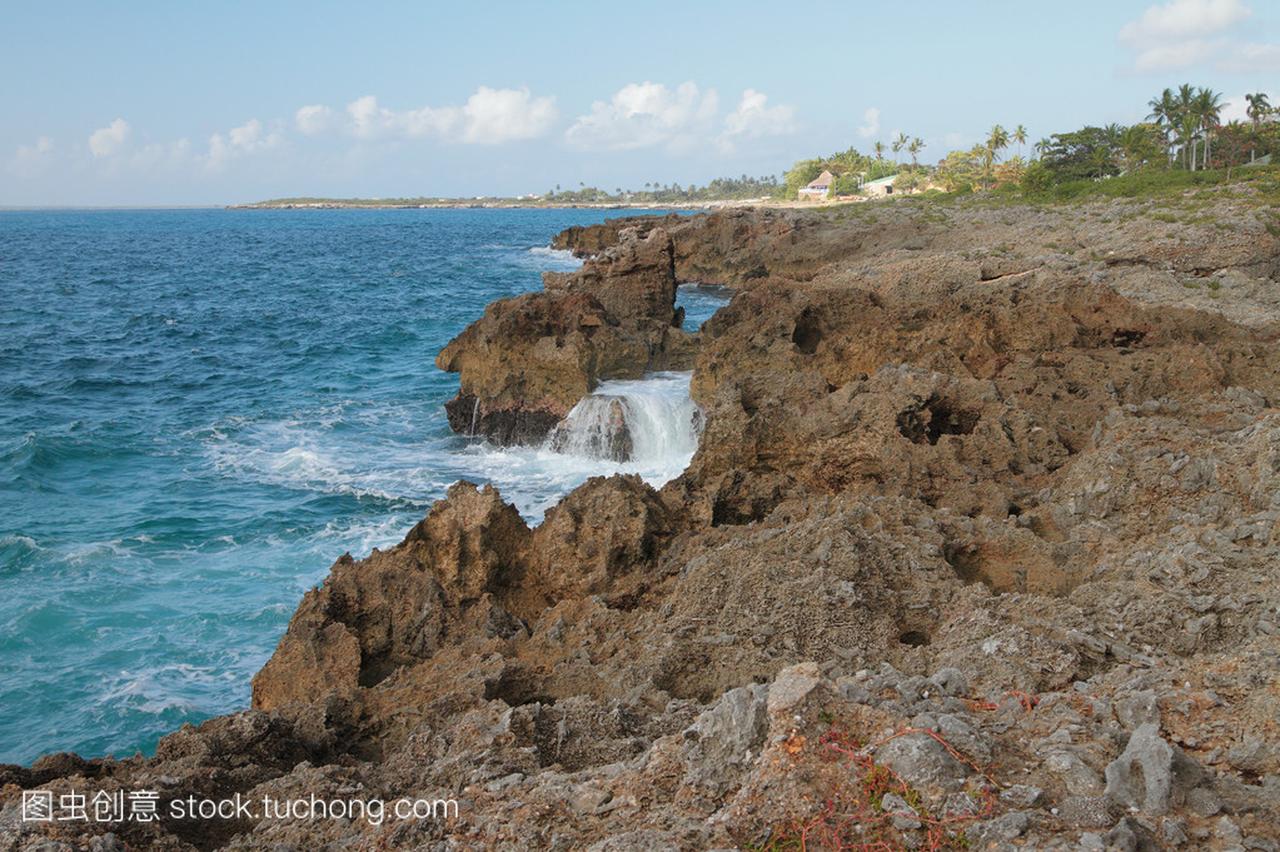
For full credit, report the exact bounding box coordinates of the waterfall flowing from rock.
[546,372,703,466]
[451,372,703,521]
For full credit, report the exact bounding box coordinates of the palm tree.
[873,140,886,161]
[1245,93,1271,161]
[908,137,925,166]
[1245,92,1271,130]
[1174,84,1199,169]
[979,125,1009,189]
[1194,87,1224,168]
[1147,87,1179,163]
[1178,112,1200,171]
[892,132,908,164]
[987,125,1010,161]
[1012,125,1028,160]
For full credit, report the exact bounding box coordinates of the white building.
[798,170,835,200]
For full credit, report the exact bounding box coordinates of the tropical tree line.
[547,85,1276,205]
[779,131,933,198]
[931,123,1030,192]
[1024,87,1277,190]
[543,174,780,203]
[930,87,1276,195]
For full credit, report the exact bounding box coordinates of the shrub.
[1021,161,1054,193]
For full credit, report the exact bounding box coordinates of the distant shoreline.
[228,198,778,211]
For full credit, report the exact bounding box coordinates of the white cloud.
[295,104,334,135]
[335,88,555,144]
[565,81,719,151]
[1118,0,1263,71]
[9,136,54,177]
[1129,37,1224,71]
[459,86,558,144]
[131,138,192,171]
[1220,41,1280,71]
[89,118,130,158]
[345,95,379,137]
[723,89,796,139]
[1120,0,1249,42]
[856,107,881,139]
[206,118,282,169]
[345,94,458,139]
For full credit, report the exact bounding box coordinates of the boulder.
[252,482,529,713]
[681,683,770,796]
[1104,723,1205,815]
[875,731,970,793]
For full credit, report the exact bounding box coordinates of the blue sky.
[2,0,1277,205]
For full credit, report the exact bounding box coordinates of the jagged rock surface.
[7,193,1280,850]
[436,226,692,445]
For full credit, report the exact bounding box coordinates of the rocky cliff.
[436,225,693,445]
[6,190,1280,850]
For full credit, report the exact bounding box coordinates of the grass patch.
[890,165,1280,212]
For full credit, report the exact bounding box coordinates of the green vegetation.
[249,175,781,208]
[543,174,779,204]
[254,84,1279,210]
[1027,84,1278,192]
[774,82,1277,206]
[780,148,900,198]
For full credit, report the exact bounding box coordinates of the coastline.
[227,199,778,211]
[7,194,1280,848]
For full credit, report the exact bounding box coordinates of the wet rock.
[252,481,528,716]
[438,228,691,445]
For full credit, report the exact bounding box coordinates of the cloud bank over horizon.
[6,82,801,201]
[2,0,1278,204]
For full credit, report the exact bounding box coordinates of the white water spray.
[546,371,703,467]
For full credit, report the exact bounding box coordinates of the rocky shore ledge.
[5,195,1280,850]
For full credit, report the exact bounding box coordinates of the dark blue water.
[0,208,725,765]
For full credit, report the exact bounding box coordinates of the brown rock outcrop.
[10,191,1280,850]
[437,226,693,445]
[552,213,682,257]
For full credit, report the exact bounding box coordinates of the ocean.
[0,207,726,765]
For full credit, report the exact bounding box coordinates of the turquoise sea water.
[0,208,724,765]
